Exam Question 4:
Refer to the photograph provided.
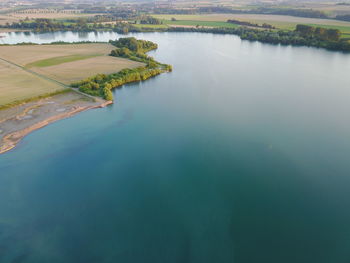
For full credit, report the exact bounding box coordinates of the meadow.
[34,55,144,84]
[0,43,113,66]
[0,59,64,106]
[0,43,143,106]
[133,24,169,29]
[25,54,102,68]
[10,12,100,20]
[0,14,19,26]
[154,14,350,37]
[163,20,238,28]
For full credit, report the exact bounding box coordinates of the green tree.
[326,29,341,41]
[103,84,113,101]
[296,24,315,36]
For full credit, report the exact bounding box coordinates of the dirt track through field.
[0,56,102,101]
[0,56,67,87]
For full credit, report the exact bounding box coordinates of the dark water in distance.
[1,31,350,263]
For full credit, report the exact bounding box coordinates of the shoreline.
[0,38,170,155]
[0,91,112,155]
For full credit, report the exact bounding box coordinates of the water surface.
[1,31,350,263]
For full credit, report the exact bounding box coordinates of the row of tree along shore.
[167,25,350,52]
[71,37,172,101]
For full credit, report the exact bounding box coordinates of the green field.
[0,43,143,107]
[25,54,102,68]
[153,14,350,37]
[133,24,169,29]
[162,20,239,28]
[154,15,213,20]
[0,59,65,107]
[132,20,239,29]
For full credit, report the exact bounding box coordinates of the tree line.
[227,19,276,29]
[72,37,172,100]
[168,26,350,52]
[295,24,341,41]
[335,15,350,22]
[3,18,90,32]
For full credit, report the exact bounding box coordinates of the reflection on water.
[0,32,350,263]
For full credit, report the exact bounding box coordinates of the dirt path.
[0,55,102,102]
[0,56,68,89]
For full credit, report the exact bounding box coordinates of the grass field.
[34,55,144,84]
[0,59,64,106]
[0,44,114,66]
[132,22,237,29]
[0,14,19,26]
[133,24,169,29]
[0,43,143,106]
[25,54,102,68]
[302,2,350,15]
[153,14,350,37]
[10,12,100,20]
[163,20,238,28]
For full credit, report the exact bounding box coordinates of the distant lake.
[1,31,350,263]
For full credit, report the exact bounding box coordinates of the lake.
[1,31,350,263]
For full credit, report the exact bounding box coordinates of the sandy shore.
[0,91,112,154]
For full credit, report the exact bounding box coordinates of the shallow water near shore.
[1,32,350,263]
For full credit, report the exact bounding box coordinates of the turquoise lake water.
[1,31,350,262]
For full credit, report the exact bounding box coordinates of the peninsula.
[0,39,171,154]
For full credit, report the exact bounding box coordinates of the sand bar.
[0,91,112,154]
